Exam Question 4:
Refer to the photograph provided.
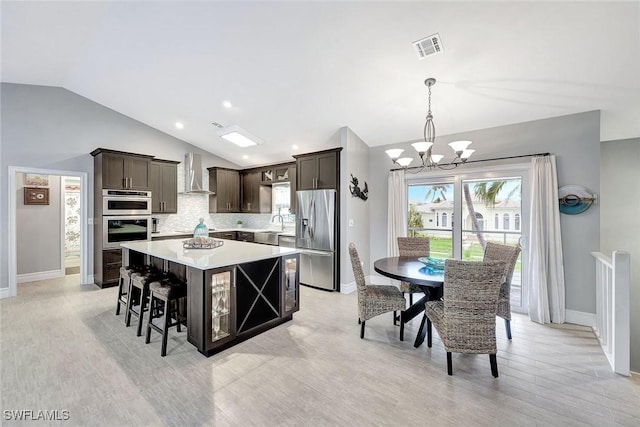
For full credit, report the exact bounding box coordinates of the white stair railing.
[590,251,630,376]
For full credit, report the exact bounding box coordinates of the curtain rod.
[390,152,550,172]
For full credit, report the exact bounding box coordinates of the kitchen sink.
[254,231,280,246]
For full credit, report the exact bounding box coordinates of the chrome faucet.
[271,208,285,231]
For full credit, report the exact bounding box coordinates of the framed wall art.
[24,187,50,205]
[24,173,49,187]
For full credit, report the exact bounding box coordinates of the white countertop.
[121,239,299,270]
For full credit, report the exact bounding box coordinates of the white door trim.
[406,163,531,313]
[6,166,90,298]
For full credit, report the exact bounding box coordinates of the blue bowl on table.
[418,257,446,274]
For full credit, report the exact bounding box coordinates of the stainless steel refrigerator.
[296,189,336,290]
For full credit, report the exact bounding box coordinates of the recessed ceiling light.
[292,144,299,150]
[216,124,263,147]
[222,100,232,109]
[175,122,184,129]
[242,155,249,160]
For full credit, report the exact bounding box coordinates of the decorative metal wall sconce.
[349,174,368,201]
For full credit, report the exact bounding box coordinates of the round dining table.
[373,256,445,347]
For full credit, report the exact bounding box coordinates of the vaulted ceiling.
[2,1,639,167]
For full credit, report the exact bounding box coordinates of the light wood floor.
[1,275,639,426]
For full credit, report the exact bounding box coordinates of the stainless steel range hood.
[183,153,215,194]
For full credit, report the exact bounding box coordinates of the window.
[407,182,454,259]
[272,183,295,223]
[474,212,485,231]
[408,174,526,315]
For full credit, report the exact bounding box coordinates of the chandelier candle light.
[386,78,475,171]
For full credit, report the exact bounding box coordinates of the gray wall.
[16,174,63,275]
[600,137,640,372]
[369,111,601,314]
[1,83,238,289]
[340,127,370,287]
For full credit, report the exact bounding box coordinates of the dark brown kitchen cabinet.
[193,268,236,354]
[241,169,271,213]
[98,249,122,288]
[208,168,240,213]
[210,231,237,240]
[294,148,341,190]
[150,159,179,213]
[236,231,254,242]
[91,148,153,190]
[289,165,297,213]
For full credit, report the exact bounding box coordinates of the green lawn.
[416,235,522,272]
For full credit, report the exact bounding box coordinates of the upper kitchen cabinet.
[91,148,153,190]
[150,159,179,213]
[208,168,240,213]
[241,169,271,213]
[289,164,297,213]
[294,148,342,190]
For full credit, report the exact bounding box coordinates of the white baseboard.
[565,309,596,327]
[369,274,391,286]
[340,281,356,294]
[17,269,64,284]
[0,287,13,299]
[83,274,95,285]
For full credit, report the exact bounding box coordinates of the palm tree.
[462,183,487,248]
[464,180,520,249]
[424,184,449,202]
[408,204,424,235]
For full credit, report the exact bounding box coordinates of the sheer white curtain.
[527,155,566,324]
[387,170,407,256]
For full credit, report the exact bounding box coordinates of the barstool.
[115,266,134,315]
[125,268,162,337]
[145,279,187,357]
[115,265,149,315]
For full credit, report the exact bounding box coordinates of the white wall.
[1,83,239,290]
[340,127,370,291]
[600,137,640,372]
[369,111,601,315]
[16,174,63,276]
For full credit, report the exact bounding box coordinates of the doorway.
[407,164,529,314]
[62,176,82,275]
[7,166,90,298]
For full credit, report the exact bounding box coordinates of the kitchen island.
[121,239,300,356]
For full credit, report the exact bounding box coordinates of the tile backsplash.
[154,193,292,232]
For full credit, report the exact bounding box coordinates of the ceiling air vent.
[413,33,444,59]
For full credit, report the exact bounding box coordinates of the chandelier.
[386,78,474,170]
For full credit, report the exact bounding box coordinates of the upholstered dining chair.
[348,243,406,339]
[397,237,430,305]
[483,242,521,340]
[424,259,506,377]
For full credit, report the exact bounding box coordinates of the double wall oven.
[102,189,152,249]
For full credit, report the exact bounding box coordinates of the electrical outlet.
[349,219,354,227]
[88,218,94,225]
